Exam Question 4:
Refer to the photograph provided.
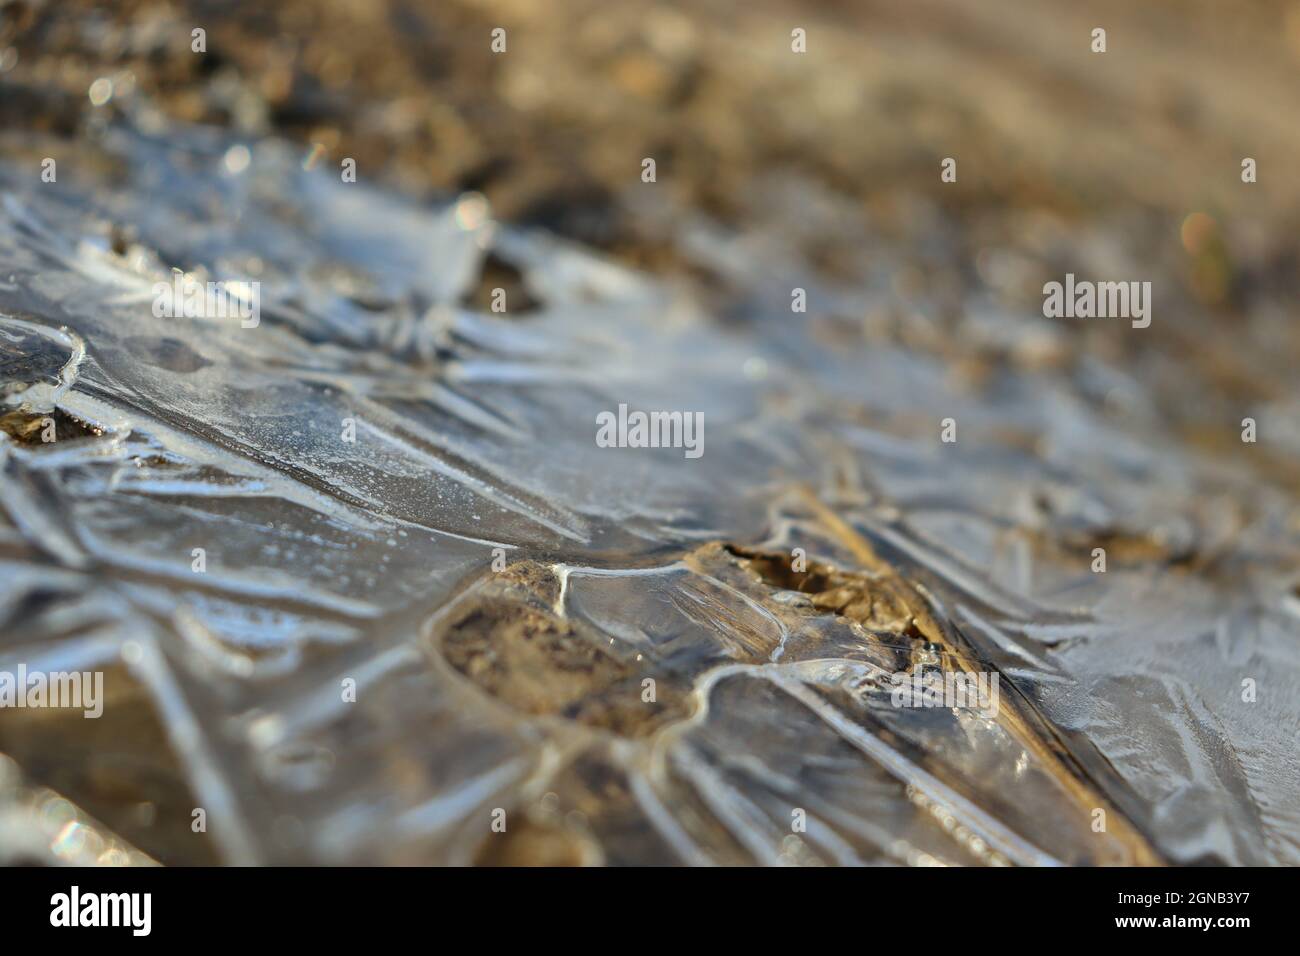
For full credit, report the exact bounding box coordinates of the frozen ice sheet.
[0,123,1297,865]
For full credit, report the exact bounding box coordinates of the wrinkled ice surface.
[0,123,1297,865]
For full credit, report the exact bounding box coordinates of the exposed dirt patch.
[437,564,689,737]
[0,407,102,444]
[460,252,541,316]
[473,815,597,866]
[725,543,941,642]
[0,662,220,864]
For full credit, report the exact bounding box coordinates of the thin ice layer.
[0,123,1297,865]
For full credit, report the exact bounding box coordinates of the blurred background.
[4,0,1299,462]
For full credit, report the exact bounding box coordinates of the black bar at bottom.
[0,865,1281,941]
